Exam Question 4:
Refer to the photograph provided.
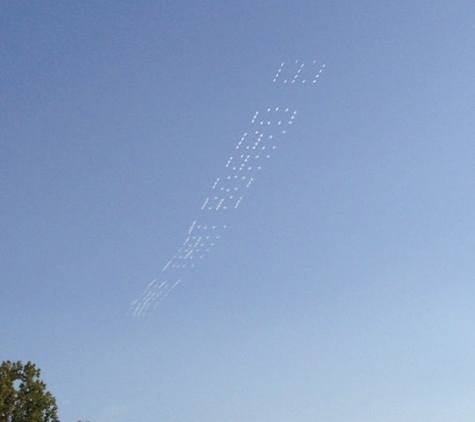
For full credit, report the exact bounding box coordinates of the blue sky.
[2,1,475,421]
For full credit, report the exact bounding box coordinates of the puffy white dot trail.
[129,59,326,316]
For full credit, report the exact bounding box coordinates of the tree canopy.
[0,360,59,422]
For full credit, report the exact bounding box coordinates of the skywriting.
[130,59,326,316]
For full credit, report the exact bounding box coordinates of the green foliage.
[0,361,59,422]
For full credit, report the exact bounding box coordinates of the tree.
[0,360,59,422]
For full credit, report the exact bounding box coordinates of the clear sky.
[2,1,475,421]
